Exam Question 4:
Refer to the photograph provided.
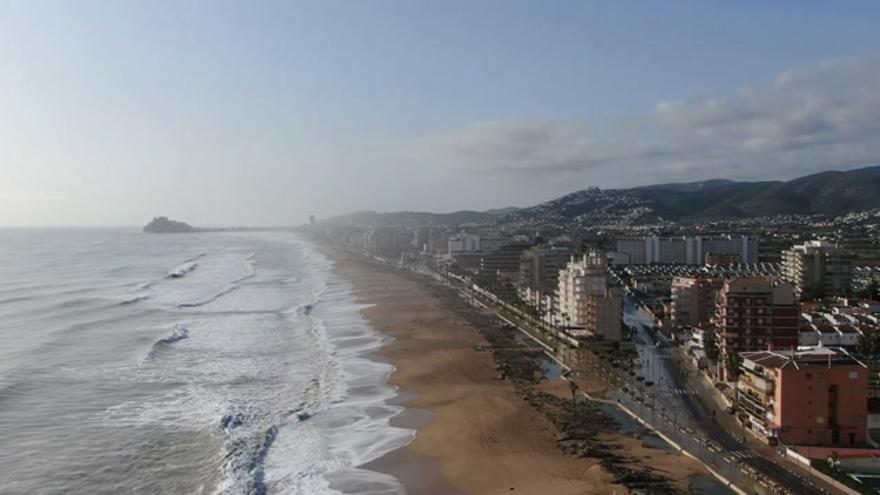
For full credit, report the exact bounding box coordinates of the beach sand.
[331,252,712,494]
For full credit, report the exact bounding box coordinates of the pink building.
[738,347,868,446]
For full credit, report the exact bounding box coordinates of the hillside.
[320,209,514,228]
[505,165,880,225]
[323,165,880,228]
[143,216,197,233]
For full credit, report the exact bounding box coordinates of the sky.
[1,1,880,226]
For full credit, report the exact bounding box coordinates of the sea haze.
[0,228,412,494]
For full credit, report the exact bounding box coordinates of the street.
[621,296,834,495]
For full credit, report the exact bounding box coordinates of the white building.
[782,240,851,300]
[448,233,481,256]
[614,235,758,265]
[556,252,622,341]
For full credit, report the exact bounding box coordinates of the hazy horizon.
[3,1,880,227]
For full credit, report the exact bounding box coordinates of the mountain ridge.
[322,164,880,227]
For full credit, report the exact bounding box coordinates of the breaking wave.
[168,261,198,279]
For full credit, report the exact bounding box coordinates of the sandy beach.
[330,251,715,494]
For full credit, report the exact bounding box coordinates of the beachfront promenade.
[348,249,844,495]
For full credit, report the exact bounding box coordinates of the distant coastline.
[143,216,197,233]
[142,216,299,234]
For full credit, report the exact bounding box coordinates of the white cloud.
[410,57,880,185]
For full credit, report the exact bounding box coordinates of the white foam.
[97,234,414,494]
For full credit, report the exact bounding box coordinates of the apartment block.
[717,277,799,361]
[782,240,852,300]
[447,233,481,256]
[518,244,573,296]
[614,235,758,265]
[670,276,723,328]
[556,253,622,341]
[737,347,867,446]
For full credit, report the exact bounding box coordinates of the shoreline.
[326,247,716,494]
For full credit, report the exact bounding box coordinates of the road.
[621,296,834,495]
[407,260,838,494]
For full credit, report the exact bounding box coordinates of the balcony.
[737,387,769,409]
[740,376,774,394]
[737,393,768,423]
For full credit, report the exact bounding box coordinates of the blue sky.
[2,1,880,225]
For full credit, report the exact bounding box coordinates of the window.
[850,371,859,379]
[806,373,812,380]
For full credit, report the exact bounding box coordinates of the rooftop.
[741,347,866,371]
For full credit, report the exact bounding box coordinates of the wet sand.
[330,250,711,494]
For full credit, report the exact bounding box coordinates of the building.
[480,241,533,280]
[702,236,759,265]
[782,240,852,300]
[450,251,483,274]
[479,235,513,253]
[363,228,411,257]
[717,277,799,374]
[705,252,743,266]
[670,276,723,328]
[614,235,758,265]
[737,347,867,446]
[556,253,622,341]
[798,312,868,349]
[518,244,573,296]
[448,233,481,256]
[615,238,649,264]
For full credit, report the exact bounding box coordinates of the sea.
[0,228,413,495]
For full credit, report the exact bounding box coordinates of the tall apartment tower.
[670,276,723,328]
[556,253,622,341]
[518,245,572,295]
[717,277,799,371]
[781,240,851,300]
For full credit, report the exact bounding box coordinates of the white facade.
[782,240,851,300]
[556,252,621,340]
[614,235,758,265]
[448,233,481,255]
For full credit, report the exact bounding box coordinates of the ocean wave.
[176,284,241,309]
[219,400,282,495]
[0,294,35,306]
[119,294,150,305]
[175,259,258,309]
[168,261,198,279]
[159,324,190,345]
[144,324,190,361]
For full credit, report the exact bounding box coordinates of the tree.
[703,329,720,363]
[857,331,880,358]
[724,353,744,382]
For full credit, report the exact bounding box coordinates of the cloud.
[411,57,880,185]
[0,190,67,202]
[417,120,602,173]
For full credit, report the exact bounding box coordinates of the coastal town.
[311,204,880,495]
